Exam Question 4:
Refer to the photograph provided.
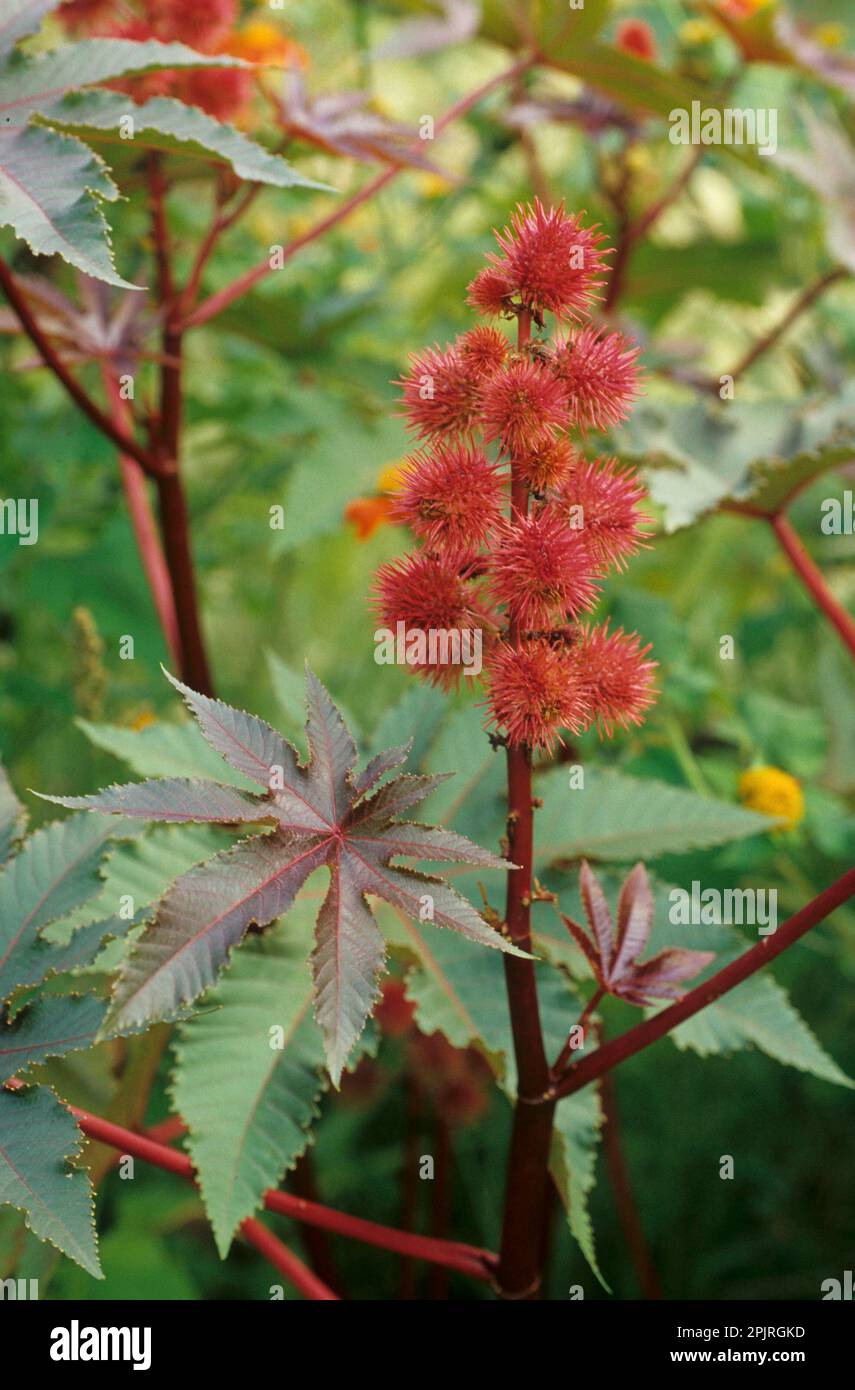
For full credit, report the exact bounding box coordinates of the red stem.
[552,986,604,1076]
[0,257,155,475]
[11,1094,497,1282]
[553,864,855,1101]
[147,153,215,695]
[183,57,534,332]
[240,1217,339,1302]
[771,512,855,662]
[495,309,556,1300]
[100,369,183,670]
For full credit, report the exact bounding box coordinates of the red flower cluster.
[58,0,253,121]
[374,201,656,748]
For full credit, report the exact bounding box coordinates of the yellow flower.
[417,173,453,200]
[227,19,308,69]
[377,460,408,494]
[815,23,846,49]
[738,767,804,830]
[680,19,717,45]
[128,709,157,732]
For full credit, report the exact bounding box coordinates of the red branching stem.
[727,267,847,383]
[552,986,604,1076]
[240,1217,339,1302]
[25,1095,497,1282]
[495,308,557,1300]
[183,56,534,332]
[100,368,183,670]
[0,257,155,475]
[771,512,855,662]
[147,153,215,696]
[553,864,855,1101]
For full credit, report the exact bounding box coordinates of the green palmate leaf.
[0,811,115,1003]
[551,1087,606,1288]
[533,767,780,864]
[666,974,852,1088]
[172,899,352,1257]
[0,759,26,864]
[623,388,855,532]
[0,1084,100,1276]
[77,716,256,787]
[0,124,136,288]
[49,668,518,1085]
[39,90,331,192]
[0,0,59,55]
[0,991,110,1080]
[0,39,247,125]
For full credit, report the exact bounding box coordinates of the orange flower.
[344,495,394,540]
[225,19,308,68]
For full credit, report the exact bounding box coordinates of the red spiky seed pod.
[391,443,505,554]
[553,326,641,432]
[576,622,657,735]
[479,357,568,457]
[555,458,650,570]
[456,325,510,377]
[467,264,515,317]
[373,550,490,687]
[468,200,610,322]
[518,436,578,494]
[397,345,481,441]
[489,507,601,630]
[485,638,593,751]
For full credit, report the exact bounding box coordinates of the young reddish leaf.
[611,860,654,980]
[52,668,523,1083]
[561,860,712,1007]
[579,859,613,974]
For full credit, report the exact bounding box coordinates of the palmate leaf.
[0,758,26,864]
[39,89,332,192]
[0,810,117,1003]
[561,861,713,1007]
[0,9,322,284]
[172,895,374,1257]
[533,766,780,864]
[0,990,111,1080]
[45,667,520,1084]
[0,1084,100,1276]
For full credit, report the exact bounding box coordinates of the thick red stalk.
[771,512,855,662]
[495,309,556,1300]
[183,57,534,332]
[553,864,855,1101]
[147,154,215,695]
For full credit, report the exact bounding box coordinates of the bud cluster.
[374,200,657,751]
